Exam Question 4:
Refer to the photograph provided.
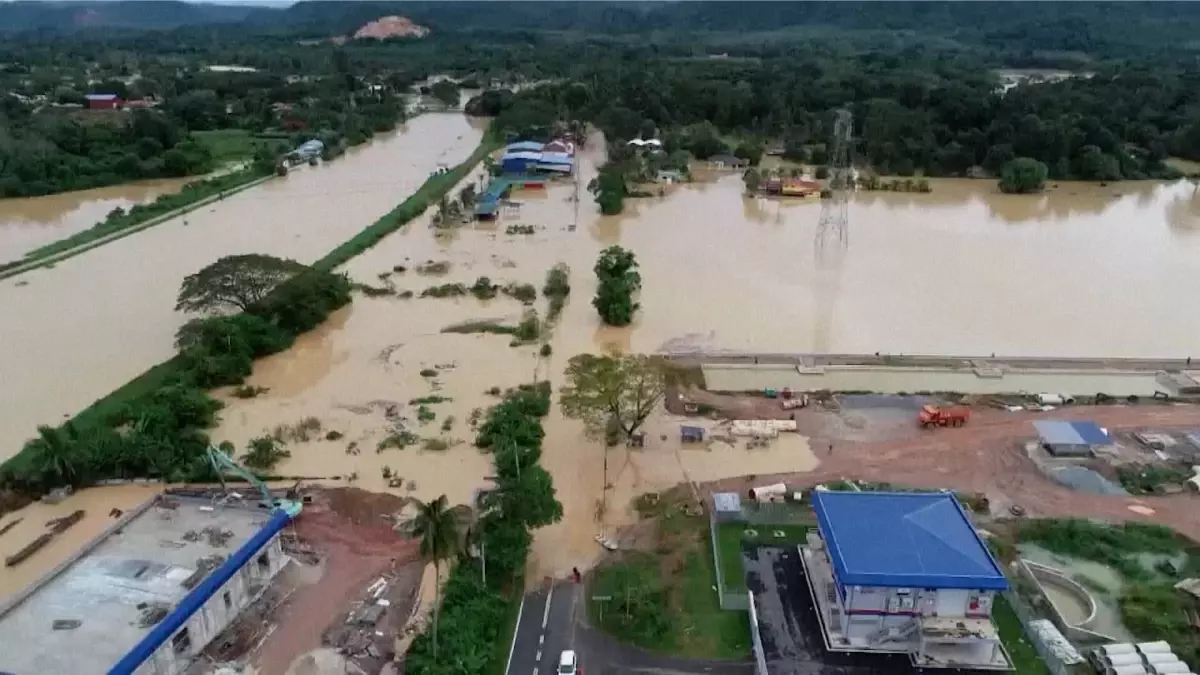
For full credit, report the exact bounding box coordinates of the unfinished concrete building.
[0,494,291,675]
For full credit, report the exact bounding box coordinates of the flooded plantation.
[0,113,484,459]
[0,177,193,259]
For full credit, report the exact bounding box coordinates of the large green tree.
[998,157,1049,194]
[592,246,641,326]
[176,254,306,314]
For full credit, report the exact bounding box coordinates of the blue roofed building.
[800,490,1012,670]
[1033,420,1111,457]
[505,140,545,154]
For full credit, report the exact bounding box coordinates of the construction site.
[0,448,430,675]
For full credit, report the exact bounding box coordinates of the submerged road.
[507,579,754,675]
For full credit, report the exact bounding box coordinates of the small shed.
[708,154,748,169]
[1034,420,1111,457]
[681,425,705,443]
[712,492,743,523]
[85,94,122,110]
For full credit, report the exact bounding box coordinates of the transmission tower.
[816,108,853,251]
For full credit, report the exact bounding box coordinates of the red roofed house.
[85,94,122,110]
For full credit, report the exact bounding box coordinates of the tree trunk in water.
[433,560,440,658]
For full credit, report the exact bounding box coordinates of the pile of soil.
[322,487,406,527]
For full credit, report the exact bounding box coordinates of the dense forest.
[3,1,1200,197]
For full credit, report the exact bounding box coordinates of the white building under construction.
[801,490,1013,670]
[0,493,293,675]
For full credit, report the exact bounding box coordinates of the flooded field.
[0,178,193,259]
[0,113,484,459]
[6,125,1200,589]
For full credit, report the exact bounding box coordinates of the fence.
[709,497,814,611]
[748,591,769,675]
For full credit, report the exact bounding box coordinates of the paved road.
[509,581,581,675]
[508,579,755,675]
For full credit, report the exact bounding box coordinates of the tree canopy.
[559,353,667,442]
[176,254,307,314]
[592,246,641,327]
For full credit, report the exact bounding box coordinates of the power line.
[816,108,852,252]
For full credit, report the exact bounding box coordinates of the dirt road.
[706,405,1200,540]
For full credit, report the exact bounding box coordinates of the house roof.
[501,151,542,161]
[505,141,544,153]
[85,94,120,101]
[1033,420,1110,446]
[812,490,1008,590]
[538,152,573,165]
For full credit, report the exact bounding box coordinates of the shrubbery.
[404,384,561,675]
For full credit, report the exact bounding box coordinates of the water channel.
[0,178,194,260]
[0,113,485,459]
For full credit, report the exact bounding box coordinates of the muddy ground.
[205,487,423,675]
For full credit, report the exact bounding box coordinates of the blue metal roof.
[1033,420,1110,446]
[501,151,543,161]
[86,94,119,101]
[812,491,1008,590]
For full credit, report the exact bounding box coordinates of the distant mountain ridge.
[0,1,259,32]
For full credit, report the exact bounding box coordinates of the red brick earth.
[704,405,1200,540]
[250,488,418,675]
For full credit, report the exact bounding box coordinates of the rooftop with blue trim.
[812,490,1008,591]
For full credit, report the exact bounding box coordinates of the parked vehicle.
[918,405,970,428]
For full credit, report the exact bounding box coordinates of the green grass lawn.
[716,522,811,592]
[991,595,1049,675]
[192,129,285,162]
[588,518,751,660]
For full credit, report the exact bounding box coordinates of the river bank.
[0,113,486,461]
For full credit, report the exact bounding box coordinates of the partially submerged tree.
[559,353,666,443]
[592,246,641,326]
[999,157,1049,194]
[176,254,307,314]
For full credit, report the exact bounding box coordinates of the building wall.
[134,535,287,675]
[838,583,996,640]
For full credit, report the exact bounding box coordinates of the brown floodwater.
[0,178,194,260]
[0,113,485,460]
[0,484,161,602]
[6,127,1200,591]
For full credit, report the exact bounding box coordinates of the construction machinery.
[918,405,970,428]
[206,446,303,517]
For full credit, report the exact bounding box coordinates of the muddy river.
[5,124,1200,592]
[0,113,485,459]
[0,178,195,260]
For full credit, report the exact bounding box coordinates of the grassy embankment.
[0,131,500,491]
[0,167,273,279]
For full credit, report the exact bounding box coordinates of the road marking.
[542,586,555,629]
[536,650,542,661]
[504,596,525,675]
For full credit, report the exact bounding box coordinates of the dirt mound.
[322,487,406,527]
[352,15,429,40]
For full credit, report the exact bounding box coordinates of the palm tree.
[27,424,81,488]
[403,495,469,659]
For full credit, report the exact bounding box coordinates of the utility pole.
[816,108,853,252]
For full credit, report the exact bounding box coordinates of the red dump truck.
[918,405,970,428]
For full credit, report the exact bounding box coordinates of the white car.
[558,650,579,675]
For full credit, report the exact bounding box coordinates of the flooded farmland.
[0,178,193,259]
[0,113,484,459]
[5,123,1200,585]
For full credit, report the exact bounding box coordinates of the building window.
[223,591,232,610]
[257,552,270,573]
[172,628,192,655]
